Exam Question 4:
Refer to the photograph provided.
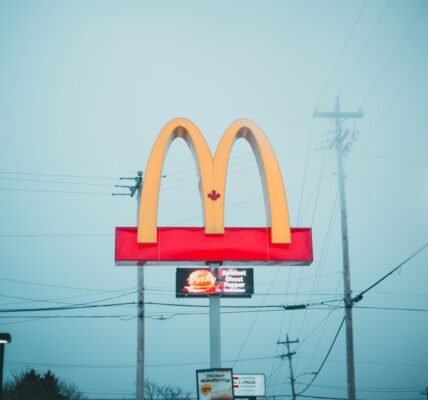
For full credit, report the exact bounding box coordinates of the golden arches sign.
[138,118,291,244]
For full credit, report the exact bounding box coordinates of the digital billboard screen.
[176,268,254,298]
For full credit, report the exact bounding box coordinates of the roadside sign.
[233,374,265,397]
[196,368,234,400]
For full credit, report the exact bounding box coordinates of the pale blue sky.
[0,1,427,399]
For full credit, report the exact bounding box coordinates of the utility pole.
[113,172,144,400]
[278,335,299,400]
[0,333,12,400]
[313,97,363,400]
[421,387,428,400]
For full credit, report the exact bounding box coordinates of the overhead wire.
[296,317,345,396]
[0,286,139,307]
[276,120,319,395]
[0,142,328,202]
[159,146,319,193]
[0,187,112,196]
[349,40,428,176]
[269,3,368,386]
[161,135,323,179]
[0,233,113,238]
[0,171,117,180]
[0,276,133,292]
[0,137,323,194]
[293,382,421,394]
[354,305,428,312]
[269,4,368,390]
[352,242,428,304]
[293,194,339,373]
[353,151,428,168]
[360,0,427,107]
[169,173,335,227]
[0,298,345,314]
[316,0,368,107]
[160,139,325,187]
[338,0,392,95]
[0,307,343,328]
[0,176,113,187]
[286,153,331,341]
[227,152,332,370]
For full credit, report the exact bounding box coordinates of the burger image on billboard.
[185,269,218,293]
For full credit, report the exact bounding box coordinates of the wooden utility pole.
[113,172,144,400]
[313,97,363,400]
[278,335,299,400]
[135,172,144,400]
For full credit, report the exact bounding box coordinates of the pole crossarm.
[278,335,299,400]
[313,110,363,119]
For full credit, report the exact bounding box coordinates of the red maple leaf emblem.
[207,189,221,201]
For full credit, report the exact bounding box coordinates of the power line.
[352,242,428,304]
[266,393,368,400]
[0,176,113,187]
[0,171,117,180]
[160,141,324,187]
[230,265,283,370]
[7,351,427,371]
[353,151,428,168]
[294,382,420,394]
[338,0,392,95]
[0,138,323,192]
[317,0,368,106]
[159,147,321,193]
[361,0,427,106]
[348,41,428,179]
[0,187,111,196]
[0,301,137,314]
[170,173,335,227]
[2,243,425,314]
[0,233,113,238]
[0,276,134,292]
[296,317,345,396]
[354,305,428,312]
[0,299,343,314]
[292,194,340,375]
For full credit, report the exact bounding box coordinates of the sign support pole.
[209,262,221,368]
[135,172,144,400]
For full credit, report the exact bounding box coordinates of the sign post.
[209,263,221,368]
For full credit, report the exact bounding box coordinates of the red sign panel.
[115,227,313,266]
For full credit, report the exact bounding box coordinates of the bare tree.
[144,380,192,400]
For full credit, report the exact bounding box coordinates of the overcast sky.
[1,1,427,399]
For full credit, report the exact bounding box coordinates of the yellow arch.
[137,118,291,244]
[213,119,291,243]
[137,118,214,243]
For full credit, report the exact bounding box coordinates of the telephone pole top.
[278,335,299,400]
